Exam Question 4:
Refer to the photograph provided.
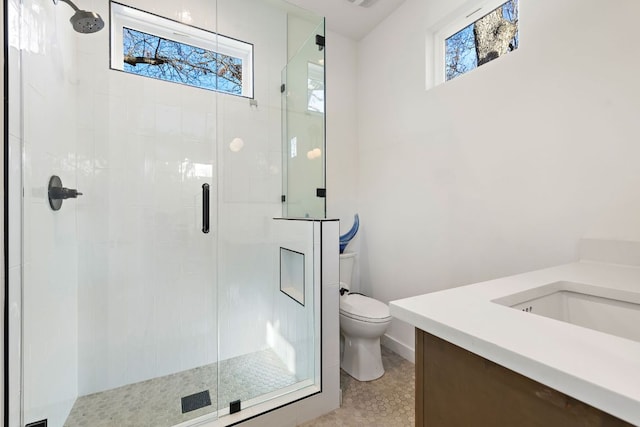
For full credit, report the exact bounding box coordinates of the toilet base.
[341,334,384,381]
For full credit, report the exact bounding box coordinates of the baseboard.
[381,334,414,363]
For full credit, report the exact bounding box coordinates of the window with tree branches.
[434,0,518,84]
[111,2,253,97]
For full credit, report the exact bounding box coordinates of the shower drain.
[181,390,212,413]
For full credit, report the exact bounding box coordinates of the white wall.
[326,31,358,224]
[357,0,640,355]
[324,31,361,288]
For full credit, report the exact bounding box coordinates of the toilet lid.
[340,293,391,321]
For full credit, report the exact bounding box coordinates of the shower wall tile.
[244,220,340,426]
[7,20,23,415]
[176,0,216,30]
[156,104,182,136]
[106,68,136,100]
[7,50,21,139]
[182,111,207,141]
[19,2,81,422]
[268,226,314,378]
[7,7,23,425]
[77,243,109,394]
[8,265,22,427]
[126,340,157,388]
[8,136,22,268]
[129,102,157,137]
[220,104,282,205]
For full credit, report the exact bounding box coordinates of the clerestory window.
[434,0,518,84]
[110,2,254,97]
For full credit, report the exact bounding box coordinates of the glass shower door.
[214,0,324,418]
[13,0,327,425]
[17,1,220,426]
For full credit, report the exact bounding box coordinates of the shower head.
[53,0,105,34]
[70,10,105,33]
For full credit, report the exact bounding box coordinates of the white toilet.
[339,252,392,381]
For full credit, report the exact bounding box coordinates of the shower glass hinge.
[230,399,241,414]
[316,35,325,50]
[316,188,326,198]
[280,83,286,93]
[281,194,286,203]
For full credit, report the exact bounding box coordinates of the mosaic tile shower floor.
[303,347,415,426]
[64,349,298,427]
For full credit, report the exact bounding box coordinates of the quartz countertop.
[390,260,640,425]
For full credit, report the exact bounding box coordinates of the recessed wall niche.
[280,247,305,306]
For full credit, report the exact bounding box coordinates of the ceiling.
[285,0,407,41]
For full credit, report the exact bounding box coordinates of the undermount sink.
[492,281,640,343]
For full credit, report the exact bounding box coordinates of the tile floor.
[63,347,414,427]
[64,349,300,427]
[303,347,415,426]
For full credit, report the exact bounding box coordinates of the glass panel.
[14,0,324,425]
[215,0,323,417]
[282,21,326,219]
[18,1,218,426]
[270,220,319,391]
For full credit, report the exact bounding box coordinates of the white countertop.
[390,260,640,425]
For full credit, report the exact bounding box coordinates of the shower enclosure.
[6,0,332,426]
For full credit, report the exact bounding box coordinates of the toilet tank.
[339,252,357,289]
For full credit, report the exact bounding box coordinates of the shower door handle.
[202,183,210,234]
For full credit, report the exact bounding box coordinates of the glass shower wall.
[13,0,325,425]
[19,2,82,425]
[75,0,219,420]
[18,1,219,426]
[214,0,323,414]
[282,19,326,219]
[214,0,287,413]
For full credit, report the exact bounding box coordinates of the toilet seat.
[340,293,391,324]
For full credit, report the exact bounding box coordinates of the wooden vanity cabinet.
[415,329,632,427]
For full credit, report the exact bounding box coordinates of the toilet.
[339,252,392,381]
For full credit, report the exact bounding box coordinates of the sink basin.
[492,281,640,343]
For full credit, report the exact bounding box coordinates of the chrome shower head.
[53,0,105,34]
[70,9,104,33]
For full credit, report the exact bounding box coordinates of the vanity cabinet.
[415,329,632,427]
